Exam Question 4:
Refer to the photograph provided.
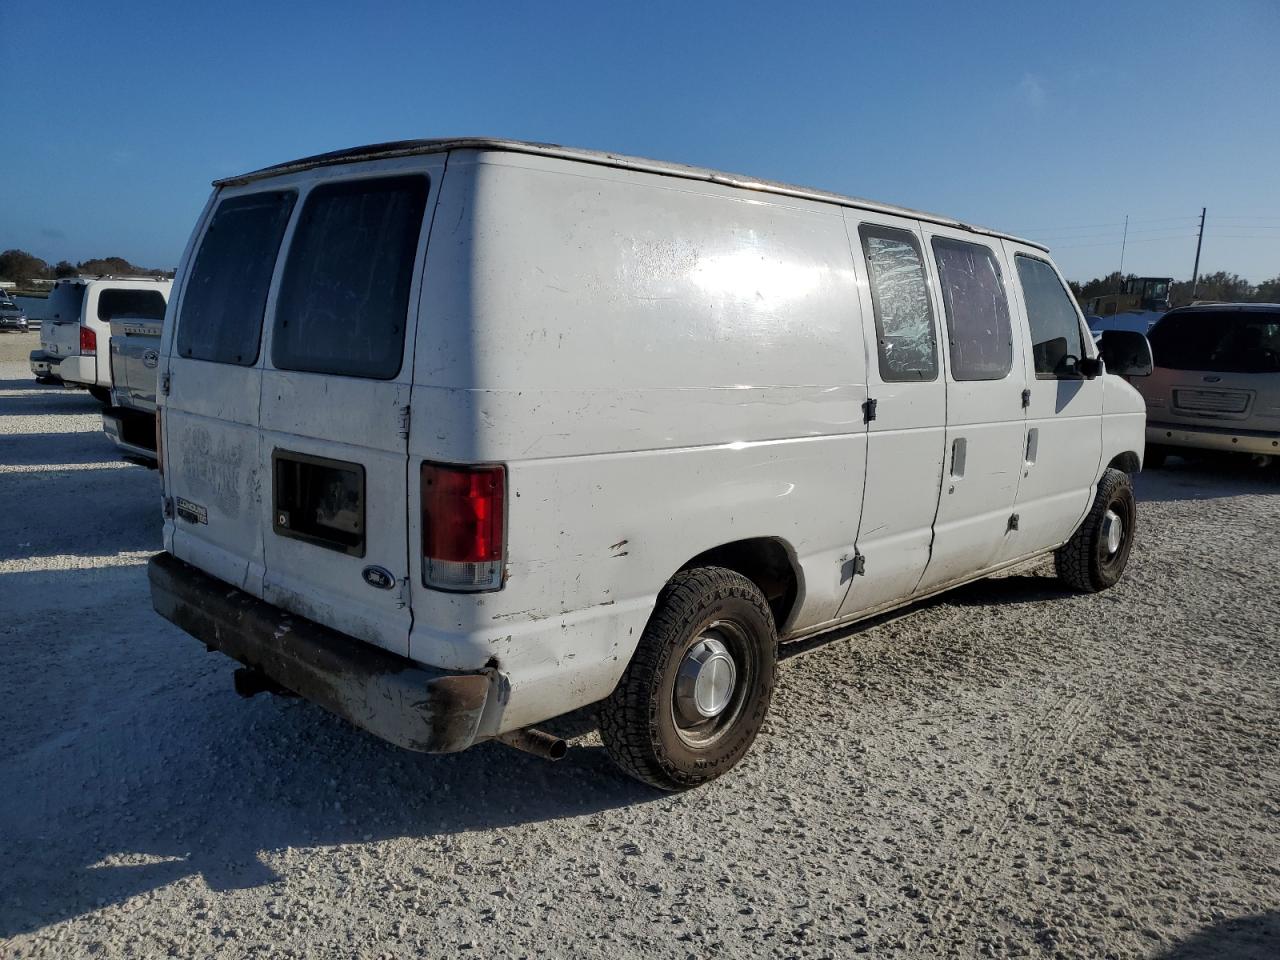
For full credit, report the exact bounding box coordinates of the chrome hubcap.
[1103,508,1124,555]
[674,634,737,725]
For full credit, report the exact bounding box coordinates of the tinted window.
[48,283,86,322]
[931,238,1013,381]
[177,191,296,366]
[1149,311,1280,373]
[97,288,167,322]
[860,225,938,381]
[272,176,428,380]
[1015,255,1086,377]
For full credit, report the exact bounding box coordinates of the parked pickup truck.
[31,276,170,401]
[103,317,162,463]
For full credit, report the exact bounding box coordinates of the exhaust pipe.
[496,727,568,761]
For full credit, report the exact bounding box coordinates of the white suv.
[148,139,1153,789]
[30,277,170,401]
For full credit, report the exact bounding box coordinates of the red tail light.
[79,326,97,354]
[421,462,505,591]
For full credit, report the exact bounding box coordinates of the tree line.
[1068,271,1280,307]
[0,248,173,285]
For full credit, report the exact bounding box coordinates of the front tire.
[1055,468,1136,593]
[599,567,778,791]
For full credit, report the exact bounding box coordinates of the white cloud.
[1018,73,1047,111]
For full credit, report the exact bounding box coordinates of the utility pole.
[1117,215,1129,291]
[1191,207,1206,298]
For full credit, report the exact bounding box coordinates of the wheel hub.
[674,634,737,725]
[1102,508,1124,555]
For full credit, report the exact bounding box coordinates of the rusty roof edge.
[212,138,1049,252]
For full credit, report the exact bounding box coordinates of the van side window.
[98,289,167,323]
[272,176,429,380]
[931,238,1013,381]
[1015,255,1086,378]
[859,225,938,381]
[177,191,296,366]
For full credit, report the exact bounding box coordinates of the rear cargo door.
[42,283,87,359]
[163,188,298,593]
[109,318,164,410]
[258,162,443,658]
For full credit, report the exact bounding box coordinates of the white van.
[148,139,1152,790]
[30,276,171,401]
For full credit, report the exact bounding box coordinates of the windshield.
[48,284,87,322]
[1149,310,1280,373]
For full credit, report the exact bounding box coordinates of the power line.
[1049,234,1198,250]
[1017,214,1199,233]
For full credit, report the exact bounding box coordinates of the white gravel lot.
[1,347,1278,960]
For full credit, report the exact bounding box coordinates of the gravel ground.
[2,356,1278,960]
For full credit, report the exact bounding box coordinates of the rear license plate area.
[272,449,365,557]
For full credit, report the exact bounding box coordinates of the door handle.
[950,438,967,479]
[1025,427,1039,465]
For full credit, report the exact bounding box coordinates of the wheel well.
[680,537,800,631]
[1109,451,1141,475]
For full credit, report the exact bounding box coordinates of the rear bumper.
[1147,421,1280,456]
[58,354,97,388]
[103,408,158,462]
[148,552,493,753]
[29,350,61,380]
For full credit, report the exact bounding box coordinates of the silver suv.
[1138,303,1280,466]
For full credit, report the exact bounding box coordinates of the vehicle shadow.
[0,429,127,467]
[1155,910,1280,959]
[0,376,98,415]
[0,565,656,940]
[780,565,1066,662]
[0,447,158,561]
[1137,455,1280,504]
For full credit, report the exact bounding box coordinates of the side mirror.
[1079,356,1104,378]
[1098,329,1154,377]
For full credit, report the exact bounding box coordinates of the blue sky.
[2,0,1278,283]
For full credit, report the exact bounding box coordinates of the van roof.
[214,137,1047,252]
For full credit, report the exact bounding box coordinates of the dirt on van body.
[2,358,1278,960]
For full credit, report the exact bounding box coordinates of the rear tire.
[1055,468,1136,593]
[1143,444,1169,469]
[598,567,777,791]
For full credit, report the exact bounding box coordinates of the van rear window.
[272,176,429,380]
[177,191,296,366]
[1149,311,1280,373]
[98,288,167,323]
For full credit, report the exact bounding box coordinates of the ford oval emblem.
[1203,375,1221,383]
[142,349,160,369]
[362,565,396,590]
